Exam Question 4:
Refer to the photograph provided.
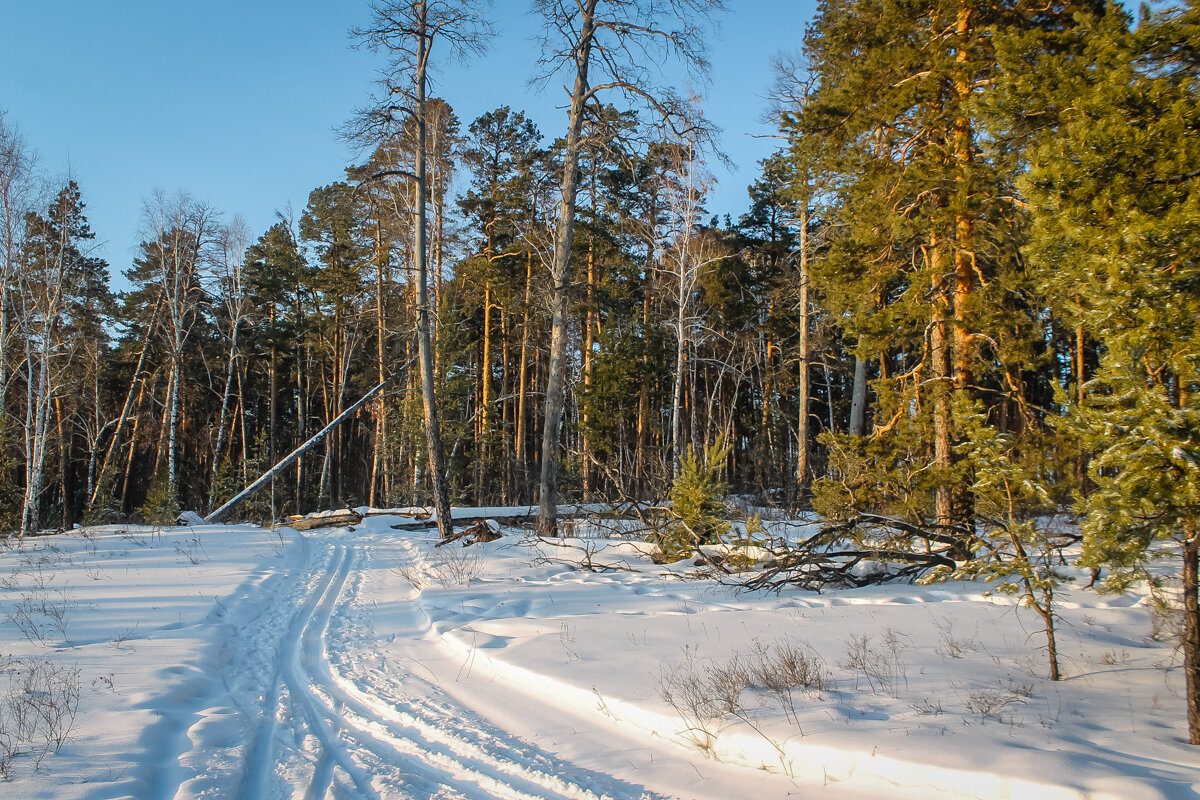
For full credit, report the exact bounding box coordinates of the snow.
[0,513,1197,799]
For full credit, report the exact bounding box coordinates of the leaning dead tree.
[740,513,982,593]
[205,368,408,524]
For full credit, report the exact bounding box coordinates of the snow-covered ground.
[0,510,1197,799]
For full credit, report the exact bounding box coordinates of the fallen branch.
[435,520,503,548]
[738,514,975,593]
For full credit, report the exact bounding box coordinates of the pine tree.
[1020,1,1200,743]
[351,0,491,537]
[300,182,370,507]
[656,436,732,562]
[243,221,309,514]
[458,107,547,502]
[15,181,112,534]
[788,0,1100,535]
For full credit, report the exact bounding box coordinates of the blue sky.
[0,1,816,278]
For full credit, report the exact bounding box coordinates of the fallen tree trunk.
[391,513,531,531]
[286,509,364,531]
[390,507,623,533]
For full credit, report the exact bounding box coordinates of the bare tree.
[532,0,724,537]
[0,112,35,418]
[657,132,721,480]
[768,55,822,494]
[139,192,217,512]
[207,218,251,507]
[350,0,491,538]
[14,182,103,535]
[15,206,65,536]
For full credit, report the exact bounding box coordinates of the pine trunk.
[929,232,954,532]
[582,241,595,500]
[538,2,596,538]
[415,3,454,539]
[516,253,532,499]
[797,205,811,494]
[849,355,868,437]
[1183,524,1200,745]
[480,281,492,500]
[638,263,652,496]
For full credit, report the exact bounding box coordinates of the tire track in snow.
[232,527,664,800]
[236,538,368,799]
[314,535,668,800]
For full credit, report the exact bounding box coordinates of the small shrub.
[839,628,909,698]
[964,688,1024,722]
[5,591,76,647]
[175,534,207,566]
[658,643,799,774]
[934,616,976,659]
[1101,649,1130,666]
[0,656,81,778]
[1147,590,1183,643]
[746,639,830,724]
[138,471,180,526]
[392,543,485,590]
[660,639,831,741]
[658,651,726,752]
[910,698,945,715]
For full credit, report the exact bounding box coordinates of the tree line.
[0,0,1197,740]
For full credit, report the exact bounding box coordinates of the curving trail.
[219,526,664,800]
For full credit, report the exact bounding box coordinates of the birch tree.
[207,218,252,506]
[657,136,720,480]
[0,112,34,411]
[15,182,109,535]
[0,113,35,526]
[132,192,215,517]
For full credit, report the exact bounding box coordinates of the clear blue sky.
[0,1,816,279]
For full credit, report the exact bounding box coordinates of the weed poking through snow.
[0,656,80,779]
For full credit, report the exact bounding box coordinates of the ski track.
[209,527,666,800]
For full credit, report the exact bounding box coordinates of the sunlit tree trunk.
[796,205,811,494]
[537,1,596,537]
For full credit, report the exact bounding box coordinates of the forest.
[0,0,1198,735]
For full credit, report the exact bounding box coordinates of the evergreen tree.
[14,182,112,533]
[243,220,310,514]
[790,0,1100,533]
[1020,1,1200,743]
[457,107,547,502]
[300,182,371,507]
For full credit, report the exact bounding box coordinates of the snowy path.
[221,528,667,800]
[5,517,1194,799]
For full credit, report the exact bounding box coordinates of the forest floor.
[0,508,1197,799]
